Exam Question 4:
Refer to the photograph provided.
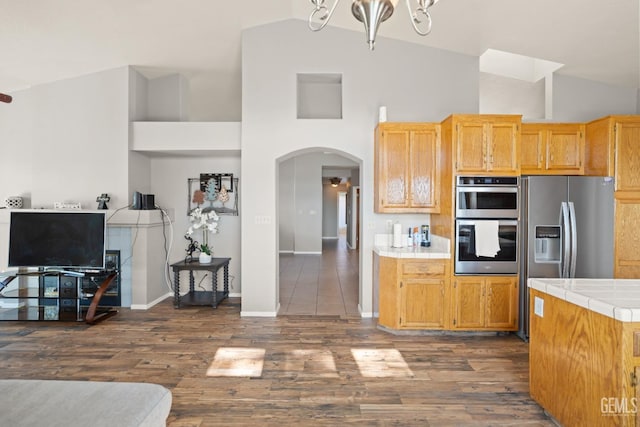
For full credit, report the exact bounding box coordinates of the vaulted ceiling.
[1,1,638,99]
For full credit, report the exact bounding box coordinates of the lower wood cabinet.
[377,255,449,330]
[451,276,518,331]
[377,256,519,331]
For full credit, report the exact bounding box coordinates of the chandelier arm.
[308,0,342,32]
[405,0,437,36]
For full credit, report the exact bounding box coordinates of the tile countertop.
[373,234,450,259]
[528,278,640,322]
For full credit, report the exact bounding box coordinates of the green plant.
[200,243,212,256]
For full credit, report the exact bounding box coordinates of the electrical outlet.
[534,296,544,317]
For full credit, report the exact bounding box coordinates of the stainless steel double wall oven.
[455,176,519,275]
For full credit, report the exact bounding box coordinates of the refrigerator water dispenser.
[534,226,561,263]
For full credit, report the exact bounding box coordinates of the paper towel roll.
[392,222,402,248]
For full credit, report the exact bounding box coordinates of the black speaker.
[132,192,155,210]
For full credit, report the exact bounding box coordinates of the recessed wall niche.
[296,73,343,119]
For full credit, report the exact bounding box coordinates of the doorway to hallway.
[279,235,359,317]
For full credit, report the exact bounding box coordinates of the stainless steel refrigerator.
[517,176,615,340]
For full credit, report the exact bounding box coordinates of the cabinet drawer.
[401,260,447,276]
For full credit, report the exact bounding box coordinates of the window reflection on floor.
[206,347,265,377]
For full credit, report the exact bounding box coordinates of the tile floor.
[278,236,360,317]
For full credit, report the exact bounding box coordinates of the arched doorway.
[276,148,362,317]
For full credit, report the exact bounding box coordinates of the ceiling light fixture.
[308,0,439,50]
[330,177,342,187]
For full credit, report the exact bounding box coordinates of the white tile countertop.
[373,234,450,259]
[528,278,640,322]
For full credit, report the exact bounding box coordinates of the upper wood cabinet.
[375,123,441,213]
[585,116,640,192]
[521,123,585,175]
[442,115,521,175]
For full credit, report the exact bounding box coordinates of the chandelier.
[308,0,439,50]
[330,177,342,187]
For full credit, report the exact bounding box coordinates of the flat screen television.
[8,210,107,270]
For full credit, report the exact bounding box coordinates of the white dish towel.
[474,221,501,258]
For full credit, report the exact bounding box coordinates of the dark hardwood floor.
[0,299,554,426]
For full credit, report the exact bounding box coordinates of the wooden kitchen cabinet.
[377,255,449,329]
[585,116,640,192]
[521,123,585,175]
[451,276,518,331]
[374,123,440,213]
[441,115,521,175]
[614,194,640,278]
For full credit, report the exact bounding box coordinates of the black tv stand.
[0,265,120,324]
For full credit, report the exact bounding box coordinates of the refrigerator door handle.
[559,202,571,278]
[569,201,578,278]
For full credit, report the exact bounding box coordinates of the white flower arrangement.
[186,207,219,255]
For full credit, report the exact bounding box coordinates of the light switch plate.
[534,296,544,317]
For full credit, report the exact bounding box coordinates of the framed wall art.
[187,174,239,216]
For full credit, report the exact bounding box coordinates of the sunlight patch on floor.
[206,347,265,377]
[285,349,339,378]
[351,348,414,378]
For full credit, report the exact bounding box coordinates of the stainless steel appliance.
[456,176,519,218]
[455,219,519,274]
[454,176,520,275]
[517,176,615,340]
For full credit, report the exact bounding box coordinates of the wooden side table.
[170,258,231,309]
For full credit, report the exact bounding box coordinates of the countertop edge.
[528,278,640,322]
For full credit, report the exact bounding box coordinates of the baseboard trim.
[131,292,172,310]
[241,311,277,317]
[293,251,322,255]
[279,250,294,254]
[358,303,373,318]
[322,236,338,240]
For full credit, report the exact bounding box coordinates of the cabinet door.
[615,122,640,193]
[455,122,486,173]
[614,196,640,278]
[520,127,544,174]
[409,129,439,210]
[400,278,446,328]
[546,125,584,174]
[485,277,518,330]
[488,122,519,174]
[452,278,484,329]
[377,129,410,209]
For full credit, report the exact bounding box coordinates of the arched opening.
[276,147,362,317]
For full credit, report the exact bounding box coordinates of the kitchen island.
[528,278,640,426]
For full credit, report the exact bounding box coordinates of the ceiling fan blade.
[0,93,13,103]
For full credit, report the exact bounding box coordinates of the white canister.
[379,106,387,123]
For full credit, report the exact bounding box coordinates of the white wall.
[148,154,242,295]
[0,67,130,209]
[322,183,347,239]
[479,72,545,120]
[240,20,478,317]
[278,158,295,253]
[552,74,638,121]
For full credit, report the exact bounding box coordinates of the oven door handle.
[456,219,518,226]
[456,187,519,193]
